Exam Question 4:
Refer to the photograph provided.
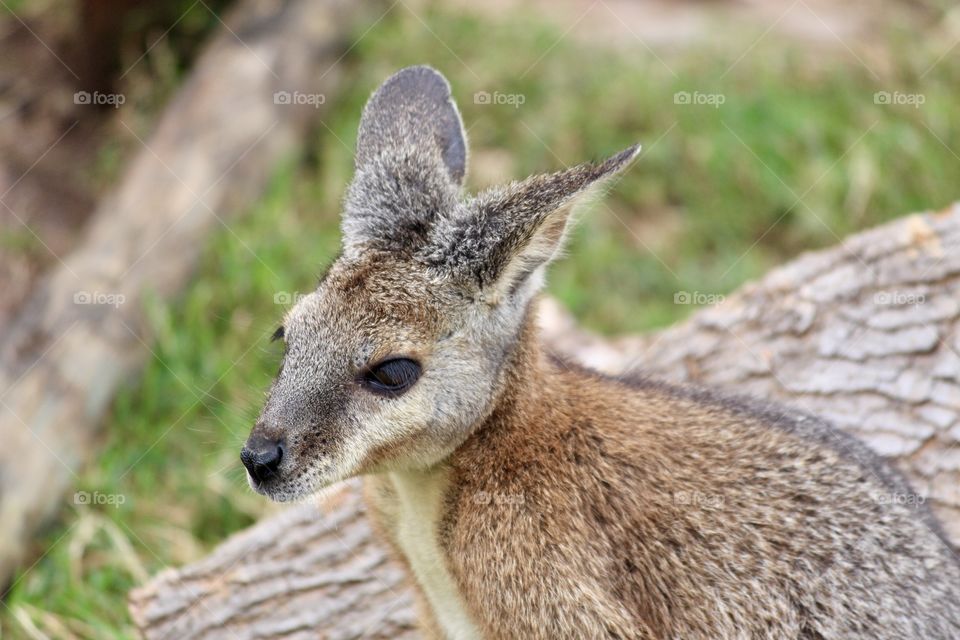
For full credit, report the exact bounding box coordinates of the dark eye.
[361,358,421,397]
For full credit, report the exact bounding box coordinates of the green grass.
[3,3,960,637]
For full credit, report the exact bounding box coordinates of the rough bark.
[131,484,419,640]
[0,0,376,589]
[129,203,960,638]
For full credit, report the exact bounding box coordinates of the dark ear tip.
[380,65,452,97]
[585,143,641,180]
[607,143,642,170]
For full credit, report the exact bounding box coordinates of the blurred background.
[0,0,958,636]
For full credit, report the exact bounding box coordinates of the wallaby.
[242,66,960,639]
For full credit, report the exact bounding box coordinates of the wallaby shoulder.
[433,348,960,638]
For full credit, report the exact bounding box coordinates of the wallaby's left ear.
[342,66,468,257]
[421,144,641,303]
[355,65,467,185]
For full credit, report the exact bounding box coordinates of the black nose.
[241,436,284,484]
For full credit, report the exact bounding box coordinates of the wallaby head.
[242,65,638,501]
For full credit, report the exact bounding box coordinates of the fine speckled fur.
[244,66,960,639]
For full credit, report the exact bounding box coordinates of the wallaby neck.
[457,301,563,457]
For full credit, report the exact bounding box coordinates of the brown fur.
[244,66,960,639]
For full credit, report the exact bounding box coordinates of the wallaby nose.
[241,435,284,484]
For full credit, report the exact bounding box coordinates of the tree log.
[0,0,377,589]
[129,203,960,638]
[130,483,419,640]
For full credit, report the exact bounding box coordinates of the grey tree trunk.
[129,204,960,639]
[0,0,377,590]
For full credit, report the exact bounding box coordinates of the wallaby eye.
[361,358,421,397]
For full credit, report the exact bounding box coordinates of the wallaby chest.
[386,469,482,640]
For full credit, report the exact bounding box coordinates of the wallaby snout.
[240,431,285,486]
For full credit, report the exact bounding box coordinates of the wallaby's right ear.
[355,65,467,185]
[420,145,640,305]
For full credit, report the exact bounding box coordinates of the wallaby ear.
[355,65,467,185]
[421,144,641,303]
[342,66,467,257]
